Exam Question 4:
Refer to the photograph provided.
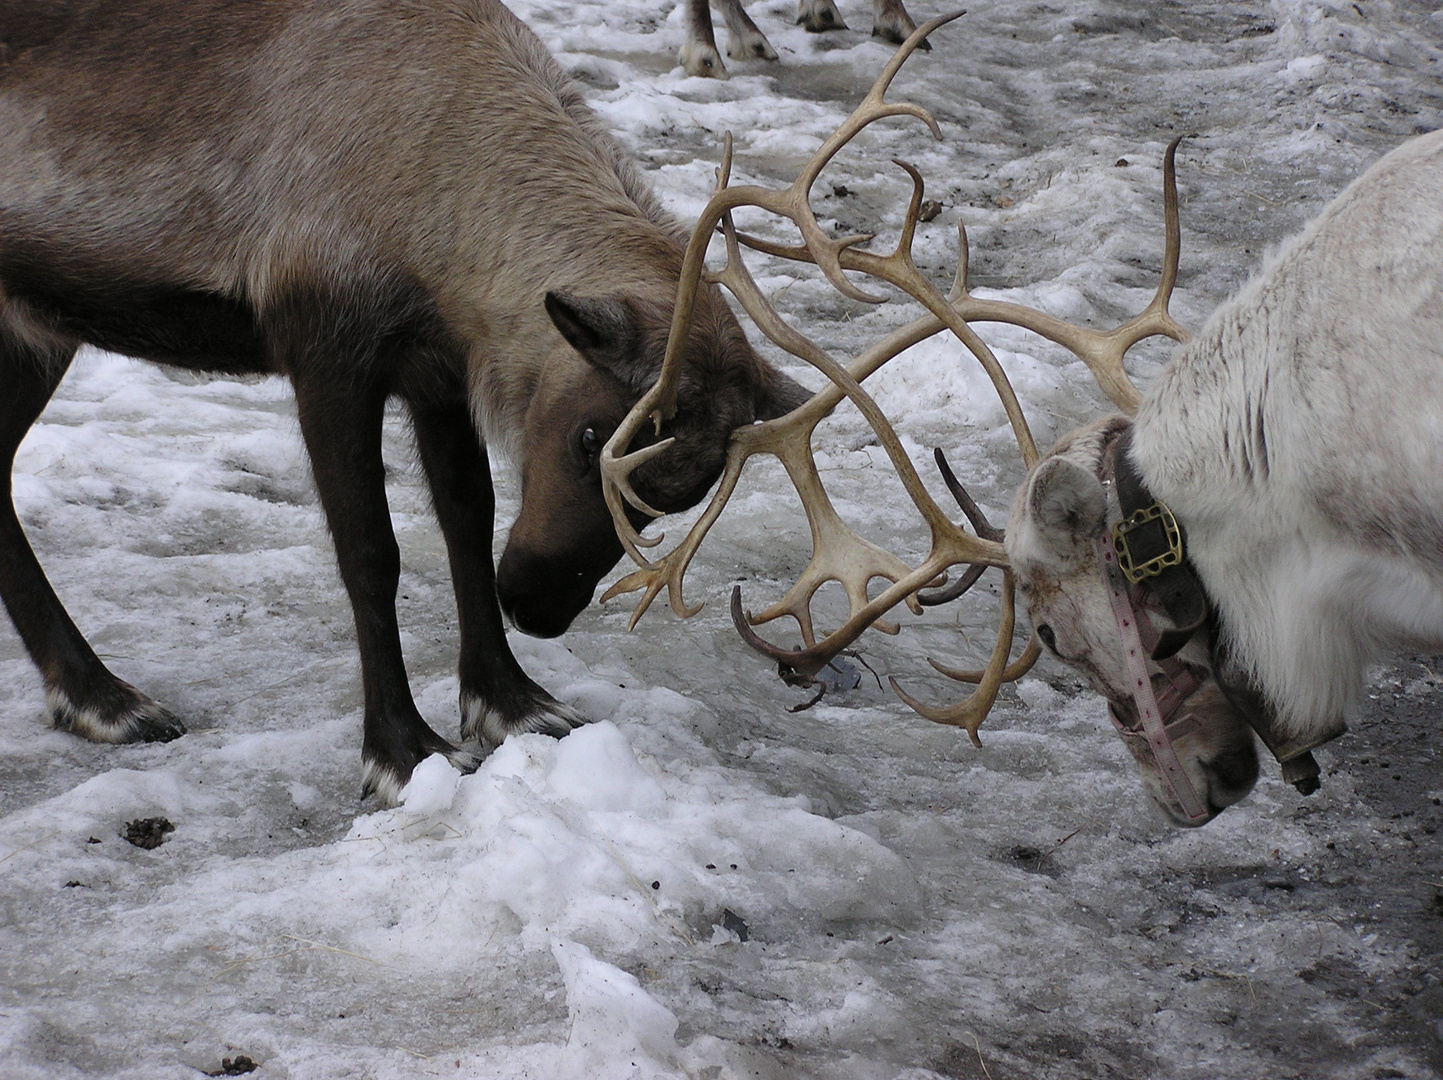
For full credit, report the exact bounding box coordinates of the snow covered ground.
[2,1,1442,1078]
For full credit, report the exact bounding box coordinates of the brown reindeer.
[0,0,805,804]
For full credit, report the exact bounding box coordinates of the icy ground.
[2,1,1442,1078]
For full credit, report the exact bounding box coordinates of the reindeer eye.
[580,427,600,456]
[1036,624,1057,654]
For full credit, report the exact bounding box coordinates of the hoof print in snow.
[206,1056,259,1077]
[123,817,175,850]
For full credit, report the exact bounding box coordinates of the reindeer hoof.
[679,41,728,78]
[361,741,482,807]
[727,32,778,62]
[797,0,848,33]
[460,690,588,752]
[48,685,186,744]
[874,24,928,48]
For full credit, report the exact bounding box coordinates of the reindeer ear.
[754,366,811,421]
[545,292,648,389]
[1026,457,1107,555]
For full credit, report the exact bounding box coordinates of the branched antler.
[601,17,1192,741]
[600,11,966,563]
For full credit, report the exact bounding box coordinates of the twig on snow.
[966,1032,994,1080]
[0,831,61,866]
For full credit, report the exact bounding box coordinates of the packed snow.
[2,1,1441,1078]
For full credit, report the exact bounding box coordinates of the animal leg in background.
[681,0,920,77]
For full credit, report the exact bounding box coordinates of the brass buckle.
[1112,502,1183,584]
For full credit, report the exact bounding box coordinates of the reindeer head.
[495,284,805,638]
[1007,418,1260,825]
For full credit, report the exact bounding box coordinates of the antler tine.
[942,138,1192,414]
[917,449,1001,606]
[868,11,964,115]
[601,433,673,561]
[789,10,961,191]
[927,638,1042,684]
[932,447,1002,542]
[917,562,986,607]
[1127,135,1188,339]
[892,158,928,260]
[766,10,962,304]
[601,434,752,624]
[889,570,1027,746]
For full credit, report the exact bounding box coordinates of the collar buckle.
[1113,502,1184,585]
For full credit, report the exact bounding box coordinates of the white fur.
[1012,129,1443,749]
[45,687,184,744]
[459,691,587,751]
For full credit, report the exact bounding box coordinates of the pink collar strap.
[1097,531,1212,824]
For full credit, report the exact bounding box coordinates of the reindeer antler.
[601,18,1192,742]
[600,11,964,561]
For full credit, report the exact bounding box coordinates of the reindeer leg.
[795,0,848,34]
[405,398,586,754]
[680,0,728,77]
[715,0,778,62]
[870,0,925,48]
[284,328,476,805]
[0,323,184,743]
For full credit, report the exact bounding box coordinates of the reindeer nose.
[496,544,619,639]
[496,562,589,638]
[497,578,582,638]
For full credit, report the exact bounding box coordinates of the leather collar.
[1111,428,1210,660]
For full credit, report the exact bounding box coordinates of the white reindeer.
[595,19,1441,826]
[1008,129,1443,825]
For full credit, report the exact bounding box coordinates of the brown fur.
[0,0,806,803]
